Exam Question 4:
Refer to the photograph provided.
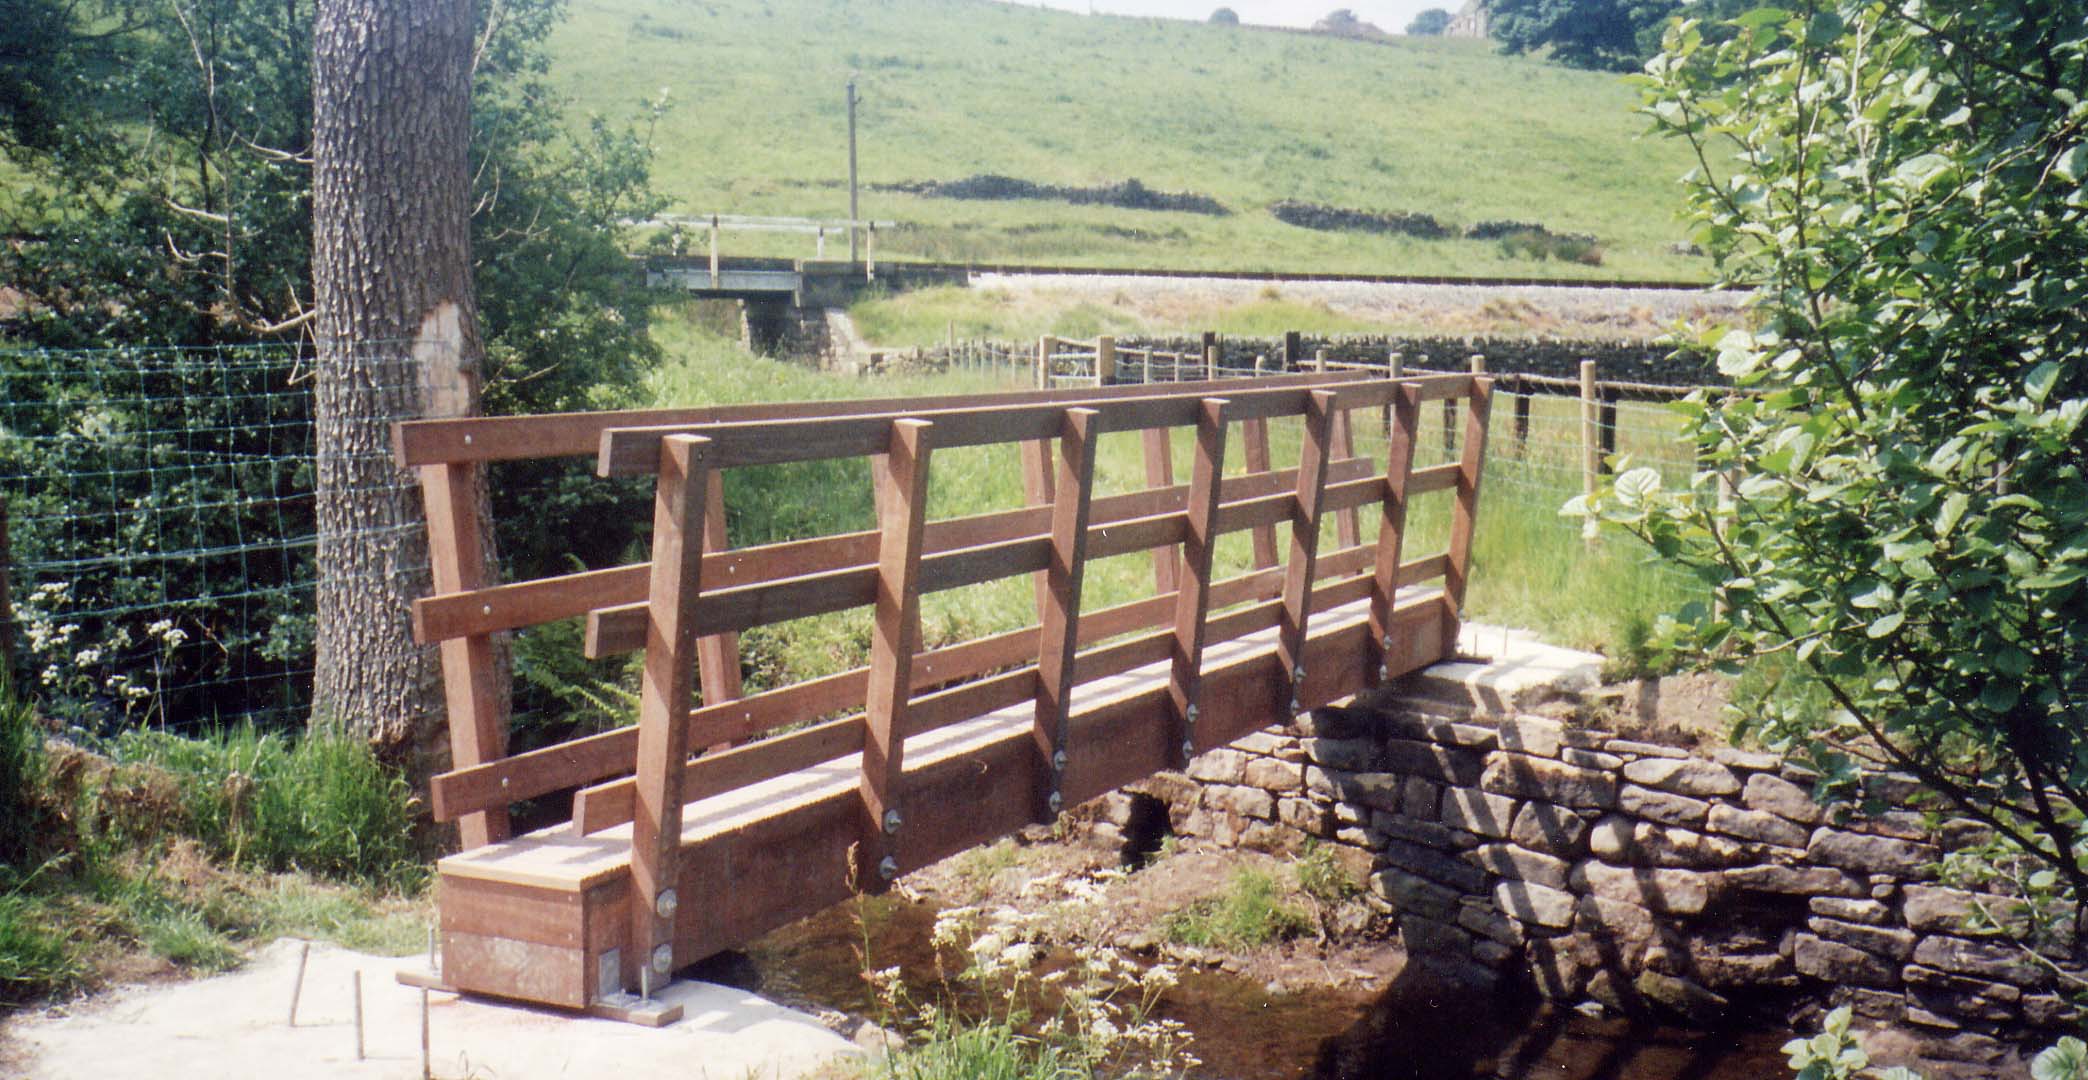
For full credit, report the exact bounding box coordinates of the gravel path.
[971,272,1747,341]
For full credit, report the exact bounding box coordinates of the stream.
[700,894,1798,1080]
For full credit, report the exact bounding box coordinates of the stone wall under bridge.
[1091,667,2078,1077]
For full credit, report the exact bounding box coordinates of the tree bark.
[310,0,501,770]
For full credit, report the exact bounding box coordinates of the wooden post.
[1141,348,1152,385]
[1599,387,1619,474]
[708,215,720,289]
[1241,416,1280,569]
[629,434,713,986]
[1019,437,1056,619]
[1512,375,1532,456]
[1580,360,1600,519]
[694,480,743,736]
[1140,426,1179,595]
[1385,351,1403,446]
[1276,390,1338,705]
[860,420,933,890]
[866,223,877,282]
[1033,408,1100,824]
[1202,331,1218,379]
[1168,398,1230,767]
[1036,335,1056,389]
[1371,384,1422,682]
[1097,336,1117,386]
[419,463,511,849]
[1313,347,1328,374]
[1283,330,1302,371]
[1443,379,1495,648]
[1330,405,1362,550]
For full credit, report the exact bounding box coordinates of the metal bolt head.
[650,944,673,974]
[878,855,899,881]
[1289,696,1301,715]
[1052,749,1068,772]
[1185,704,1199,722]
[654,888,679,919]
[882,808,903,835]
[1382,635,1395,649]
[1180,740,1195,760]
[1293,665,1306,681]
[1378,664,1391,680]
[1048,791,1064,815]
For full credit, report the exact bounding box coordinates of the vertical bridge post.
[1443,378,1495,649]
[1372,383,1423,682]
[859,419,933,891]
[1168,398,1230,767]
[1276,390,1338,711]
[419,463,510,849]
[1033,408,1100,823]
[629,434,713,987]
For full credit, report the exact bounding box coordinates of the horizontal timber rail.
[395,370,1494,1014]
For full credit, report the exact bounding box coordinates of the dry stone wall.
[1128,700,2077,1074]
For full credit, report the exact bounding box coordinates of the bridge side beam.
[1032,408,1101,823]
[1167,398,1231,767]
[1240,416,1280,569]
[629,434,713,986]
[859,420,934,892]
[1139,426,1179,595]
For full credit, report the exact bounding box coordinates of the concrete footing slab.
[1400,622,1604,712]
[5,938,860,1080]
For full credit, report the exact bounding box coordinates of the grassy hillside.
[549,0,1705,280]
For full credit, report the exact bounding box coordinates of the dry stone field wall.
[1124,700,2077,1073]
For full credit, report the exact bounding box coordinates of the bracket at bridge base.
[393,967,686,1028]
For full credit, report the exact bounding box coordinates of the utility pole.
[847,77,860,263]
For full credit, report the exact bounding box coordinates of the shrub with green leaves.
[1581,2,2088,902]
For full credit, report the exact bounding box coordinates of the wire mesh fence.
[0,343,430,735]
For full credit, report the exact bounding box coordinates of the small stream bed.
[700,894,1797,1080]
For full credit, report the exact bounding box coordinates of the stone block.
[1689,951,1792,988]
[1706,803,1812,848]
[1810,897,1890,925]
[1851,810,1933,842]
[1574,896,1661,968]
[1480,752,1618,809]
[1305,768,1403,812]
[1618,784,1711,828]
[1808,917,1917,961]
[1472,939,1516,967]
[1902,964,2021,1022]
[1495,881,1576,928]
[2022,993,2080,1028]
[1381,837,1489,892]
[1231,730,1298,758]
[1937,818,1994,852]
[1202,784,1274,820]
[1634,971,1730,1024]
[1912,935,2043,988]
[1841,987,1906,1022]
[1382,738,1486,785]
[1588,815,1635,861]
[1560,748,1624,770]
[1441,787,1518,838]
[1466,843,1572,890]
[1186,748,1250,785]
[1458,898,1527,947]
[1510,802,1590,856]
[1430,721,1501,750]
[1401,776,1443,818]
[1369,868,1462,920]
[1605,738,1689,759]
[1593,818,1748,868]
[1742,772,1824,825]
[1238,822,1297,852]
[1301,737,1380,772]
[1498,715,1566,758]
[1719,864,1868,897]
[1396,911,1473,956]
[1277,796,1330,836]
[1334,825,1385,849]
[1241,756,1304,793]
[1806,828,1940,878]
[1526,936,1585,999]
[1296,704,1371,739]
[1372,811,1471,851]
[1621,757,1741,797]
[1792,933,1900,989]
[1900,884,2032,937]
[1571,861,1715,915]
[1709,746,1782,771]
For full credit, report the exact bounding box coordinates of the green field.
[550,0,1705,280]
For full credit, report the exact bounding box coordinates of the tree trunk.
[310,0,501,773]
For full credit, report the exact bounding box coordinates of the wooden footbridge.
[392,369,1493,1020]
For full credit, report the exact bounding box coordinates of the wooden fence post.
[708,215,720,289]
[1443,379,1495,647]
[629,433,713,985]
[1384,351,1403,447]
[1372,384,1422,682]
[1580,360,1600,546]
[1599,386,1619,474]
[1201,331,1218,380]
[1276,390,1338,711]
[1282,331,1301,371]
[1140,423,1179,595]
[1512,374,1532,457]
[866,223,877,283]
[1241,415,1280,569]
[420,463,512,850]
[695,481,743,740]
[1097,336,1117,386]
[1035,335,1056,389]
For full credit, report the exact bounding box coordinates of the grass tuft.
[1161,867,1310,948]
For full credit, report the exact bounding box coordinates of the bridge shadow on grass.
[1306,959,1789,1080]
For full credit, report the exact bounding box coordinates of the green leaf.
[2055,144,2088,184]
[2026,361,2061,405]
[1866,612,1905,638]
[1980,682,2021,712]
[1936,492,1970,539]
[1894,152,1954,191]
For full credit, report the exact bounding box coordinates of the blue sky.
[1022,1,1452,32]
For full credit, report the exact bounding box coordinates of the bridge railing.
[646,213,899,284]
[396,370,1493,995]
